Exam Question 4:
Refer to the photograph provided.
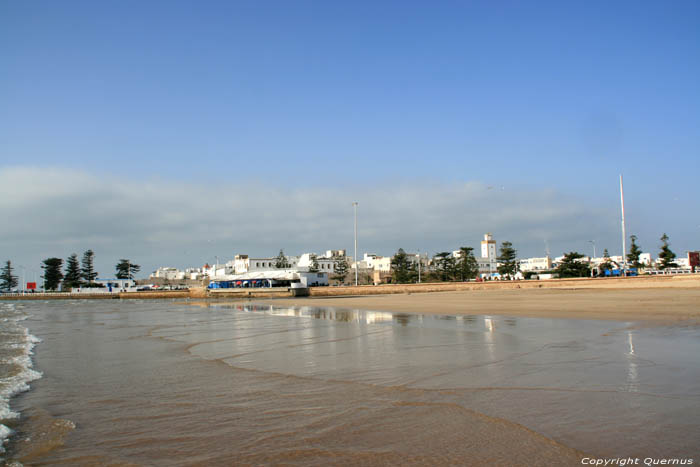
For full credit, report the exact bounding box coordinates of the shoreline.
[260,287,700,324]
[1,274,698,301]
[2,276,699,325]
[6,288,700,463]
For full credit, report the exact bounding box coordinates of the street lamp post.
[352,202,358,286]
[588,240,596,278]
[417,251,421,283]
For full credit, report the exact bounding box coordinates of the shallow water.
[0,302,42,461]
[3,300,699,465]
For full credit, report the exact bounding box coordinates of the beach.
[1,287,699,465]
[263,286,700,324]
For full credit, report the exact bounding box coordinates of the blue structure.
[207,271,328,290]
[604,268,638,277]
[208,279,274,289]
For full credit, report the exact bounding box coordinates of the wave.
[0,304,43,459]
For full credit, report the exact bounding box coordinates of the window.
[256,262,260,267]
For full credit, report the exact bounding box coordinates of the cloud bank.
[1,166,618,277]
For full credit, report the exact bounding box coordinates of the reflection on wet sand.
[626,331,640,394]
[171,301,700,459]
[7,300,700,465]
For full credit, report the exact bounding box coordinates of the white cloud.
[1,166,619,277]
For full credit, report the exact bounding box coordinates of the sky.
[1,1,699,279]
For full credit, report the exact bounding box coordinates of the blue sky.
[1,1,698,277]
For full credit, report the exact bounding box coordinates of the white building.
[72,278,137,293]
[639,253,653,266]
[367,255,392,272]
[151,266,212,281]
[588,253,653,269]
[654,256,690,269]
[354,252,427,273]
[197,251,347,278]
[150,267,185,280]
[208,270,329,288]
[201,263,230,278]
[231,254,300,274]
[184,267,205,280]
[518,257,553,272]
[359,253,380,270]
[297,253,339,273]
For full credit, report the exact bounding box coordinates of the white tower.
[481,233,496,260]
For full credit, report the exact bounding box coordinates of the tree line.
[551,233,677,278]
[329,232,679,284]
[2,234,680,292]
[384,242,519,284]
[0,250,140,292]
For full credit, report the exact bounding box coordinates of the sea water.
[0,302,42,462]
[2,300,699,465]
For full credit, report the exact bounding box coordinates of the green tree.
[42,257,64,291]
[627,235,643,269]
[332,255,349,282]
[455,247,478,281]
[275,249,291,269]
[391,248,415,284]
[115,259,141,279]
[434,252,455,281]
[308,254,320,273]
[497,241,518,279]
[599,248,615,273]
[63,253,83,289]
[658,233,677,270]
[0,260,19,292]
[555,252,591,278]
[81,249,98,283]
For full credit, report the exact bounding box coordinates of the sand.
[262,287,700,323]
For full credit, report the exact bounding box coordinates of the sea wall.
[307,274,700,297]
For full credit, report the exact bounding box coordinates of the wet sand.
[263,287,700,324]
[5,298,700,465]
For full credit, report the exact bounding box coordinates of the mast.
[353,202,358,286]
[620,174,627,275]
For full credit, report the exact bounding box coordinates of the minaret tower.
[481,233,496,260]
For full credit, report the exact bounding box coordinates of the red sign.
[689,252,700,268]
[26,282,37,290]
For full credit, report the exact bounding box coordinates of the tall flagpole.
[353,202,358,286]
[620,174,627,276]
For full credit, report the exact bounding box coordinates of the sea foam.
[0,304,42,458]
